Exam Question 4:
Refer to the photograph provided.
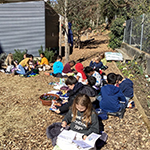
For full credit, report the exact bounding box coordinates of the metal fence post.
[129,19,132,45]
[123,27,126,43]
[140,14,145,50]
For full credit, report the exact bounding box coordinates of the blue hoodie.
[53,61,63,74]
[100,84,126,113]
[119,78,133,98]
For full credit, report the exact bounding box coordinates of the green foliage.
[38,46,55,63]
[13,49,27,63]
[116,58,144,79]
[147,99,150,108]
[108,17,125,49]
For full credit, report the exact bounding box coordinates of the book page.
[84,132,101,147]
[73,132,101,149]
[58,129,76,143]
[73,140,92,149]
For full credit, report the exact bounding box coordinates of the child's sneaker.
[127,101,135,108]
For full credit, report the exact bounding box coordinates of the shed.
[0,0,59,56]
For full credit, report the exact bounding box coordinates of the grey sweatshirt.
[62,109,99,136]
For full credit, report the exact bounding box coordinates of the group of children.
[1,52,53,76]
[2,52,134,148]
[46,53,134,149]
[1,53,35,75]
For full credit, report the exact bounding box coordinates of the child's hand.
[55,109,60,114]
[62,99,68,104]
[61,121,67,128]
[51,105,57,109]
[82,135,87,140]
[92,58,95,62]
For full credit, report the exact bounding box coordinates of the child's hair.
[116,74,123,82]
[107,73,117,85]
[65,76,78,85]
[40,53,45,57]
[72,94,93,126]
[100,52,105,59]
[8,53,13,59]
[95,56,101,62]
[25,54,30,58]
[87,76,96,86]
[69,60,76,65]
[29,54,34,59]
[57,55,62,61]
[84,66,94,74]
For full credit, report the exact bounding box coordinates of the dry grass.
[0,32,150,150]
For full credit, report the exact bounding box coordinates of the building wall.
[0,1,45,56]
[45,3,59,49]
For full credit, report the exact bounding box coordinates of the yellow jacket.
[101,58,107,66]
[40,57,49,65]
[19,58,31,70]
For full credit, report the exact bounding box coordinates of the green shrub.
[108,17,125,50]
[13,49,27,63]
[38,46,55,63]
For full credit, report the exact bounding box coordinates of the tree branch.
[110,0,133,8]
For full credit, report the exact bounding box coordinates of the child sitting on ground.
[99,73,127,113]
[79,76,99,102]
[84,66,102,88]
[15,54,34,75]
[53,76,98,114]
[89,56,103,73]
[99,52,108,70]
[54,76,85,114]
[116,74,134,102]
[45,55,64,77]
[6,60,19,74]
[75,62,87,85]
[62,60,76,76]
[5,53,13,67]
[61,94,99,140]
[38,53,51,71]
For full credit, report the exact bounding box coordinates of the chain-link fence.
[123,14,150,54]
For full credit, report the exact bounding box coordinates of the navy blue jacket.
[59,83,98,113]
[90,61,103,70]
[119,78,133,98]
[59,82,84,113]
[100,84,126,113]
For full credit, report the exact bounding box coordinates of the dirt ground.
[0,32,150,150]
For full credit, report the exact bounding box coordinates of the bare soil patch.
[0,32,150,150]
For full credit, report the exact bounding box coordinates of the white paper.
[47,90,59,94]
[57,131,100,150]
[57,129,76,143]
[105,52,123,61]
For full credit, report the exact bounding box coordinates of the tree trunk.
[65,0,69,63]
[59,16,62,56]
